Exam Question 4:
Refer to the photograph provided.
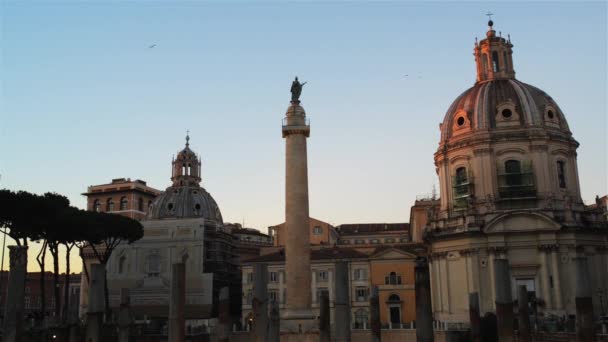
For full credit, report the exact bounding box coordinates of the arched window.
[492,51,500,72]
[138,197,144,211]
[354,309,369,329]
[118,256,126,274]
[387,294,402,324]
[93,199,101,212]
[385,272,402,285]
[119,197,128,211]
[482,53,488,77]
[388,294,401,302]
[455,167,467,185]
[182,164,186,175]
[557,161,567,188]
[106,198,114,212]
[187,164,191,176]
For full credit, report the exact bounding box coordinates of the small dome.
[440,79,571,141]
[146,184,223,222]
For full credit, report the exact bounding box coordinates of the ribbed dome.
[146,184,223,222]
[440,79,571,141]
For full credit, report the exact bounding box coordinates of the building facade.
[425,20,608,325]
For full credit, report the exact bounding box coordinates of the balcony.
[497,171,536,199]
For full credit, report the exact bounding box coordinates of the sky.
[0,1,606,273]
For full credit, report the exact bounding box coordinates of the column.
[334,261,351,342]
[517,285,531,342]
[539,247,553,309]
[370,286,381,342]
[488,252,496,311]
[574,257,593,342]
[168,263,185,342]
[217,287,231,342]
[319,292,330,342]
[469,292,481,342]
[268,299,280,342]
[494,258,514,342]
[85,263,105,342]
[118,288,131,342]
[253,263,269,342]
[2,246,27,342]
[551,246,564,310]
[415,257,434,342]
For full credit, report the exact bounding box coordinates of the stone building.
[82,178,161,220]
[225,223,272,263]
[425,20,608,325]
[241,245,419,330]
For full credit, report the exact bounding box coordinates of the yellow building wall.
[271,217,333,247]
[371,260,416,324]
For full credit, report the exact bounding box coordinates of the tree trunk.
[36,242,47,325]
[63,244,72,323]
[49,244,61,320]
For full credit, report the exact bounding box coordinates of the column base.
[280,309,317,334]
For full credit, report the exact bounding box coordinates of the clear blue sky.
[0,2,606,271]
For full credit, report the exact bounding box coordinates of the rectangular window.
[557,161,567,188]
[269,290,279,303]
[317,270,328,282]
[355,239,365,245]
[313,226,323,235]
[355,287,369,302]
[354,268,367,281]
[270,272,278,283]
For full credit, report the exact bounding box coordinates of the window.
[355,239,365,245]
[339,239,350,245]
[387,294,402,324]
[453,167,471,209]
[120,197,128,211]
[498,160,535,198]
[138,197,144,212]
[317,271,328,282]
[316,287,329,303]
[146,254,161,277]
[492,51,499,72]
[557,161,566,188]
[118,256,126,274]
[247,272,254,284]
[370,239,379,244]
[455,167,467,185]
[354,309,369,329]
[457,116,465,126]
[93,199,101,212]
[354,268,367,281]
[385,272,402,285]
[547,110,555,119]
[313,226,323,235]
[504,160,522,186]
[501,108,512,118]
[270,272,278,283]
[269,290,279,303]
[385,238,395,243]
[355,287,369,302]
[106,198,115,212]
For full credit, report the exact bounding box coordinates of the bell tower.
[171,133,202,187]
[474,19,516,82]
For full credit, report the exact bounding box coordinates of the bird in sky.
[148,44,156,49]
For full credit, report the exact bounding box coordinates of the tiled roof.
[336,223,409,235]
[243,247,368,264]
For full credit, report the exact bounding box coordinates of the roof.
[336,223,409,235]
[232,227,270,238]
[243,247,368,264]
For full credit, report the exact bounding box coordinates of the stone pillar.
[68,291,80,342]
[118,288,131,342]
[493,258,514,342]
[517,285,531,342]
[334,261,351,342]
[415,257,434,342]
[168,263,185,342]
[217,287,231,342]
[468,292,481,342]
[538,247,553,309]
[574,257,593,342]
[85,263,106,342]
[268,300,280,342]
[282,98,315,330]
[253,263,268,342]
[319,292,330,342]
[550,247,564,310]
[370,286,381,342]
[2,246,27,342]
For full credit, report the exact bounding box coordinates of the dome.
[440,79,571,142]
[146,184,223,222]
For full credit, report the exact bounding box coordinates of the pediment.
[484,212,560,234]
[371,248,417,260]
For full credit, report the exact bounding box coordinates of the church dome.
[440,79,571,141]
[146,134,223,223]
[146,184,223,222]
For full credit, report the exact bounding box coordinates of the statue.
[290,76,307,103]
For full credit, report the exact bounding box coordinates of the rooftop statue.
[290,76,307,103]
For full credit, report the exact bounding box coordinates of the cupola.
[171,133,202,187]
[474,20,515,82]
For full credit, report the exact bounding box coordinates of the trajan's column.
[281,77,315,334]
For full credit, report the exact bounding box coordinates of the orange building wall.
[371,261,416,324]
[271,217,333,247]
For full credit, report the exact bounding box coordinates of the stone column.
[334,261,351,342]
[2,246,27,342]
[319,292,330,342]
[370,286,381,342]
[538,247,553,309]
[217,287,231,342]
[68,291,80,342]
[468,292,481,342]
[550,247,564,310]
[415,257,434,342]
[118,288,131,342]
[268,300,280,342]
[574,257,593,342]
[253,263,269,342]
[493,258,514,342]
[168,263,185,342]
[517,285,531,342]
[282,99,315,329]
[85,263,106,342]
